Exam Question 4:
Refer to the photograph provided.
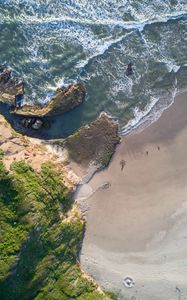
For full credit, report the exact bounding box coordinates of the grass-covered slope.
[0,151,110,300]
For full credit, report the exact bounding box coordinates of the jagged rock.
[126,62,133,76]
[21,117,44,130]
[0,66,24,104]
[21,117,33,128]
[0,65,5,73]
[15,93,24,108]
[13,83,86,117]
[0,69,11,84]
[64,113,120,169]
[31,119,43,130]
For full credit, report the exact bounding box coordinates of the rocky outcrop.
[13,83,86,117]
[64,113,120,169]
[21,117,50,130]
[0,65,24,104]
[0,113,78,189]
[126,62,133,76]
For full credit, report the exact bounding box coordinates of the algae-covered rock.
[0,65,24,104]
[65,113,120,169]
[13,83,86,117]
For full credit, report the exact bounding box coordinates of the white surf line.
[3,9,187,30]
[75,30,135,70]
[121,85,179,136]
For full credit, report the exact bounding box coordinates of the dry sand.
[78,91,187,300]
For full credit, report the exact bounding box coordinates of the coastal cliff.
[0,114,115,300]
[0,67,120,299]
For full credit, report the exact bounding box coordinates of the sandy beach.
[77,91,187,300]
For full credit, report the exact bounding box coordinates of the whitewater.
[0,0,187,134]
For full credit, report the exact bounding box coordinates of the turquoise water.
[0,0,187,135]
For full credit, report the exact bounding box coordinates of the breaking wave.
[0,0,187,133]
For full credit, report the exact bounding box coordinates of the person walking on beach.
[176,286,181,300]
[120,159,126,171]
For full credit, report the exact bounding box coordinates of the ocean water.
[0,0,187,135]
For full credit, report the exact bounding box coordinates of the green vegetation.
[105,292,119,300]
[0,154,110,300]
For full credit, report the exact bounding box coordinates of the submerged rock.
[64,113,120,169]
[13,83,86,117]
[21,117,33,128]
[21,117,48,130]
[0,66,24,104]
[31,119,43,130]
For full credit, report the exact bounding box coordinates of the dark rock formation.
[13,83,86,117]
[0,69,11,84]
[126,62,133,76]
[0,66,24,104]
[15,93,24,108]
[64,113,120,169]
[21,117,49,130]
[31,119,43,130]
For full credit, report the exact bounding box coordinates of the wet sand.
[79,91,187,300]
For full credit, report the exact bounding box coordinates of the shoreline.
[120,87,187,137]
[79,91,187,300]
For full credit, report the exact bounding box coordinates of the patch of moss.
[0,148,4,158]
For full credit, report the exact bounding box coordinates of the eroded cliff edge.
[0,103,120,300]
[0,67,120,299]
[0,65,120,173]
